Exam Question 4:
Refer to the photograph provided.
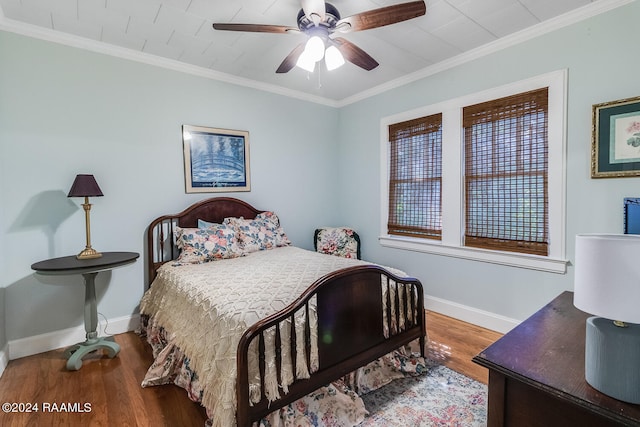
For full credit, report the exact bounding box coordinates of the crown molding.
[0,14,340,108]
[336,0,634,107]
[0,0,633,108]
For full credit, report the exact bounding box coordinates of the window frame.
[379,70,568,274]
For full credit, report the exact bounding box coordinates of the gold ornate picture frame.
[591,95,640,178]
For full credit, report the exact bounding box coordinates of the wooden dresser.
[473,291,640,426]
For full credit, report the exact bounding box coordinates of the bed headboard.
[146,197,263,285]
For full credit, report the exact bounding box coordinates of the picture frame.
[624,198,640,235]
[182,125,250,193]
[591,95,640,178]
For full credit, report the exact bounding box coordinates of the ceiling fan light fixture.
[301,0,326,26]
[213,1,427,75]
[310,13,322,26]
[296,52,316,72]
[325,45,345,70]
[304,36,325,62]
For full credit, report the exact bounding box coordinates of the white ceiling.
[0,0,627,104]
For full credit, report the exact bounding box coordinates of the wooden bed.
[145,197,426,426]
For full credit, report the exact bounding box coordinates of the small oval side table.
[31,251,139,370]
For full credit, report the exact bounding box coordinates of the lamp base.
[76,248,102,260]
[585,316,640,404]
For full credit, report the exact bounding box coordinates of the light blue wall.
[0,1,637,349]
[0,30,339,342]
[336,1,640,322]
[0,288,4,351]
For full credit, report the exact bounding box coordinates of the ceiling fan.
[212,0,426,73]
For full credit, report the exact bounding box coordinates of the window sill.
[379,235,568,274]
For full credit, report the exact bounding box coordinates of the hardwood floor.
[0,311,502,426]
[426,311,503,384]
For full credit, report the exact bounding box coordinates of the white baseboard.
[0,343,8,378]
[8,314,140,361]
[425,294,519,334]
[3,299,513,363]
[4,298,513,361]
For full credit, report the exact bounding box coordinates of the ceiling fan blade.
[301,0,326,25]
[212,23,298,34]
[276,42,307,73]
[332,37,379,71]
[335,0,426,33]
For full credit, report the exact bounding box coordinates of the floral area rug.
[358,360,487,427]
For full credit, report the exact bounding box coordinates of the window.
[463,88,549,256]
[388,114,443,240]
[380,70,568,273]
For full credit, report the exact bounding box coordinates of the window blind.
[388,114,442,239]
[463,88,549,256]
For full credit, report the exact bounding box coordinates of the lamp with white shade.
[573,233,640,404]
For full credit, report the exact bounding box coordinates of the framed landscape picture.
[591,95,640,178]
[182,125,250,193]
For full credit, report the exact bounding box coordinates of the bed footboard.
[236,265,425,426]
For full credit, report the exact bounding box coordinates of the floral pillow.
[224,211,291,253]
[256,212,291,247]
[173,224,244,265]
[197,219,219,229]
[314,227,360,259]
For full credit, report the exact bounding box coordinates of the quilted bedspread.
[139,246,406,427]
